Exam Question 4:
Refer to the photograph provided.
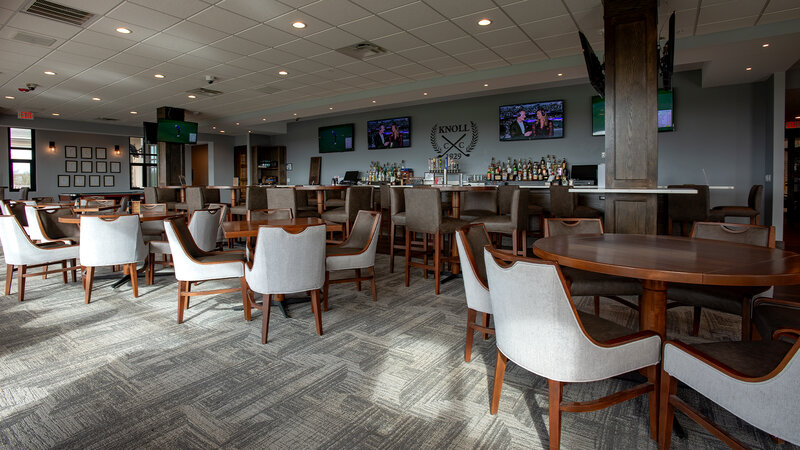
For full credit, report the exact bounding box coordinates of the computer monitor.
[571,165,597,185]
[343,170,359,184]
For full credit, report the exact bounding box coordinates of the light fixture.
[212,126,216,129]
[372,100,376,103]
[114,145,121,156]
[49,141,56,153]
[188,94,196,99]
[293,113,297,116]
[278,70,288,75]
[44,71,56,75]
[762,43,770,48]
[235,122,240,125]
[557,73,563,77]
[116,27,132,34]
[248,130,252,133]
[477,19,491,26]
[4,96,14,99]
[746,67,752,71]
[130,111,137,114]
[51,113,60,116]
[796,116,800,119]
[483,83,489,87]
[292,21,306,29]
[92,97,101,101]
[423,92,428,96]
[329,107,333,110]
[220,130,225,133]
[262,118,267,121]
[154,74,165,78]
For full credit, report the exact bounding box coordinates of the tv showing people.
[500,100,564,141]
[367,116,410,149]
[318,124,354,153]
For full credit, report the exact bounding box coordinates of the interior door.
[191,144,209,186]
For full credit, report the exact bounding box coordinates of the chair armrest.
[595,330,660,347]
[665,339,800,382]
[753,297,800,310]
[37,243,79,250]
[772,328,800,342]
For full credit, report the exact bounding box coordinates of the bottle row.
[488,155,570,184]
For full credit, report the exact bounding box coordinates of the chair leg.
[261,294,271,344]
[658,372,677,450]
[434,230,441,295]
[177,281,186,324]
[548,379,563,450]
[667,217,673,236]
[355,268,361,291]
[512,229,519,256]
[646,364,660,441]
[465,308,477,362]
[17,265,26,302]
[129,263,139,298]
[423,232,429,279]
[490,349,508,414]
[240,277,251,321]
[369,266,377,301]
[61,260,68,283]
[84,266,95,304]
[389,223,395,273]
[594,296,600,316]
[42,264,47,280]
[692,306,702,336]
[147,253,154,285]
[741,299,752,341]
[70,259,77,282]
[482,313,490,339]
[5,264,13,296]
[404,228,411,287]
[310,289,323,336]
[323,271,330,311]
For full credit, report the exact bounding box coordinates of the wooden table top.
[58,211,184,224]
[533,234,800,286]
[293,185,350,191]
[222,217,325,238]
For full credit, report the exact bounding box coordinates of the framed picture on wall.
[65,160,78,173]
[65,146,77,158]
[58,175,70,187]
[74,175,85,187]
[104,175,114,187]
[89,175,100,187]
[95,147,107,159]
[81,147,93,159]
[96,161,107,173]
[81,161,92,173]
[110,162,121,173]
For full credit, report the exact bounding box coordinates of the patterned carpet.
[0,251,790,449]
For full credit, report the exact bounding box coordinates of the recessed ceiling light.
[220,130,225,133]
[187,94,196,99]
[557,73,563,77]
[477,19,491,26]
[212,126,216,129]
[292,21,306,29]
[92,97,101,101]
[51,113,59,116]
[130,111,137,114]
[4,96,14,99]
[44,71,56,75]
[278,70,288,75]
[154,74,165,78]
[116,27,132,34]
[372,100,376,103]
[293,113,297,116]
[746,67,752,71]
[423,92,428,96]
[262,118,267,121]
[762,43,770,48]
[483,83,489,87]
[796,116,800,119]
[248,130,252,133]
[235,122,240,125]
[329,107,333,110]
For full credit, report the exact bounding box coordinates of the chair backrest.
[690,222,775,248]
[549,185,575,218]
[462,190,497,214]
[667,184,710,222]
[19,187,29,200]
[339,210,381,252]
[455,224,492,313]
[155,187,177,203]
[86,199,116,208]
[140,203,167,213]
[1,200,29,226]
[497,185,519,215]
[24,205,48,241]
[0,215,44,265]
[143,187,157,204]
[404,188,442,234]
[380,185,391,210]
[163,217,208,281]
[508,189,528,229]
[188,208,223,252]
[117,196,130,213]
[266,188,297,217]
[247,208,293,221]
[207,203,229,242]
[246,186,268,210]
[35,207,78,241]
[185,187,204,213]
[247,223,326,294]
[544,218,604,237]
[79,215,146,266]
[345,187,373,220]
[202,187,221,204]
[389,186,406,217]
[748,184,763,213]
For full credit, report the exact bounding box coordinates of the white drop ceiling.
[0,0,799,134]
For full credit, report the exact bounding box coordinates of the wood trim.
[753,297,800,309]
[560,381,653,413]
[327,210,381,256]
[543,218,604,237]
[455,223,492,290]
[772,329,800,341]
[668,395,747,450]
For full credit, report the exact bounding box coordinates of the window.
[8,128,35,191]
[129,137,157,189]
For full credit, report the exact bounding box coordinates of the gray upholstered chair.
[295,189,319,217]
[667,184,712,236]
[323,210,381,310]
[244,222,326,344]
[19,187,29,200]
[230,186,264,218]
[710,184,763,225]
[207,203,229,247]
[388,186,409,273]
[1,200,30,231]
[139,203,167,242]
[24,205,66,243]
[143,187,158,204]
[752,297,800,342]
[484,246,661,448]
[404,187,469,295]
[117,196,130,213]
[246,208,292,221]
[163,217,248,324]
[549,185,600,218]
[659,335,800,448]
[544,218,642,315]
[455,224,494,362]
[472,188,528,256]
[321,186,372,238]
[460,190,497,221]
[186,187,220,214]
[325,190,345,208]
[0,215,79,302]
[188,208,224,252]
[80,215,147,304]
[266,188,299,218]
[34,206,80,244]
[667,222,775,339]
[147,187,187,211]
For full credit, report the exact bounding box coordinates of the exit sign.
[788,121,800,129]
[17,111,34,120]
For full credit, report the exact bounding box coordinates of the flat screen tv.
[592,90,675,136]
[157,119,198,144]
[500,100,564,141]
[319,123,354,153]
[367,116,410,149]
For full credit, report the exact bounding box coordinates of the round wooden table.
[58,211,184,224]
[221,217,324,239]
[533,234,800,339]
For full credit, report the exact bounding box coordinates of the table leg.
[640,279,667,340]
[317,191,324,215]
[451,191,461,219]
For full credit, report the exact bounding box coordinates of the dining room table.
[57,210,185,224]
[532,233,800,340]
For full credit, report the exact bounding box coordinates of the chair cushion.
[460,209,495,222]
[195,251,246,264]
[148,240,171,254]
[577,310,637,343]
[710,206,758,217]
[391,211,406,226]
[440,217,470,234]
[230,205,248,216]
[473,214,514,233]
[321,207,347,223]
[688,340,792,378]
[667,284,769,315]
[562,267,642,297]
[753,301,800,342]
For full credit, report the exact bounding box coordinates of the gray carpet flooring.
[0,252,791,449]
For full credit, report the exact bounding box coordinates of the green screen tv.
[157,120,198,144]
[318,123,354,153]
[592,90,674,136]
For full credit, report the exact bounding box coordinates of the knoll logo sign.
[430,121,478,159]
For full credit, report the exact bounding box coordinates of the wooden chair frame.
[456,224,495,362]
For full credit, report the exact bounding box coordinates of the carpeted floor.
[0,252,790,449]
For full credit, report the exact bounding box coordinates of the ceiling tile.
[265,11,331,38]
[397,45,446,62]
[408,20,466,43]
[437,65,471,75]
[380,2,446,29]
[7,12,81,39]
[366,53,414,69]
[304,27,362,50]
[125,43,182,61]
[534,31,580,52]
[276,0,318,7]
[337,59,380,75]
[562,0,600,11]
[251,48,304,65]
[764,0,800,13]
[435,36,483,54]
[188,6,259,34]
[189,45,243,63]
[165,21,228,44]
[519,15,576,40]
[43,51,102,68]
[237,24,296,47]
[300,0,373,26]
[151,62,202,79]
[698,1,762,24]
[758,7,800,24]
[59,41,118,59]
[0,36,55,58]
[216,0,293,22]
[493,40,536,59]
[474,26,530,48]
[470,60,510,70]
[424,0,497,18]
[276,38,330,58]
[571,6,603,32]
[226,56,277,71]
[129,0,211,19]
[88,17,160,42]
[0,8,13,24]
[390,62,433,76]
[111,51,164,69]
[371,32,427,52]
[350,0,412,14]
[340,16,402,40]
[546,47,581,58]
[144,33,205,52]
[72,29,136,51]
[284,58,329,73]
[95,60,144,77]
[211,35,265,55]
[309,51,358,67]
[501,0,568,22]
[419,54,464,69]
[455,48,504,64]
[450,8,515,33]
[108,2,182,30]
[695,16,757,35]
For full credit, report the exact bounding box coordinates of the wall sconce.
[49,141,56,153]
[114,144,121,156]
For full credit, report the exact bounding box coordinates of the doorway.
[191,144,208,186]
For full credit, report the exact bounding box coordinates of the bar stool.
[460,190,497,221]
[667,184,712,236]
[710,184,763,225]
[471,188,528,256]
[549,185,601,218]
[404,188,469,294]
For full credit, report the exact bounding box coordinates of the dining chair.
[388,186,411,273]
[266,188,300,218]
[710,184,763,225]
[325,190,345,208]
[471,188,528,256]
[80,214,147,304]
[459,190,497,221]
[666,184,712,236]
[24,205,65,243]
[117,196,130,213]
[19,187,29,200]
[404,188,469,295]
[321,186,372,238]
[659,333,800,448]
[544,218,642,315]
[163,217,249,324]
[139,203,168,241]
[455,223,494,362]
[188,208,224,252]
[323,210,381,310]
[246,208,293,221]
[207,203,229,248]
[666,221,775,339]
[752,297,800,342]
[484,246,661,449]
[295,189,320,217]
[244,222,326,344]
[0,215,79,302]
[34,206,80,244]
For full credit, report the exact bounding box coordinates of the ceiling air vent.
[335,42,387,60]
[12,31,57,47]
[255,85,281,95]
[25,0,95,26]
[187,87,223,97]
[95,117,119,121]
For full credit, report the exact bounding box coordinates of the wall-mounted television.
[157,119,198,144]
[367,116,410,149]
[500,100,564,141]
[592,89,675,136]
[319,123,354,153]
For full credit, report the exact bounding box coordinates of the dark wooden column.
[156,106,185,186]
[603,0,659,234]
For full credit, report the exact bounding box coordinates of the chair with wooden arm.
[163,217,248,324]
[34,206,80,244]
[323,210,381,311]
[751,297,800,342]
[455,223,494,362]
[485,246,661,449]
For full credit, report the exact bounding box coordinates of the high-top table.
[533,234,800,339]
[294,185,349,215]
